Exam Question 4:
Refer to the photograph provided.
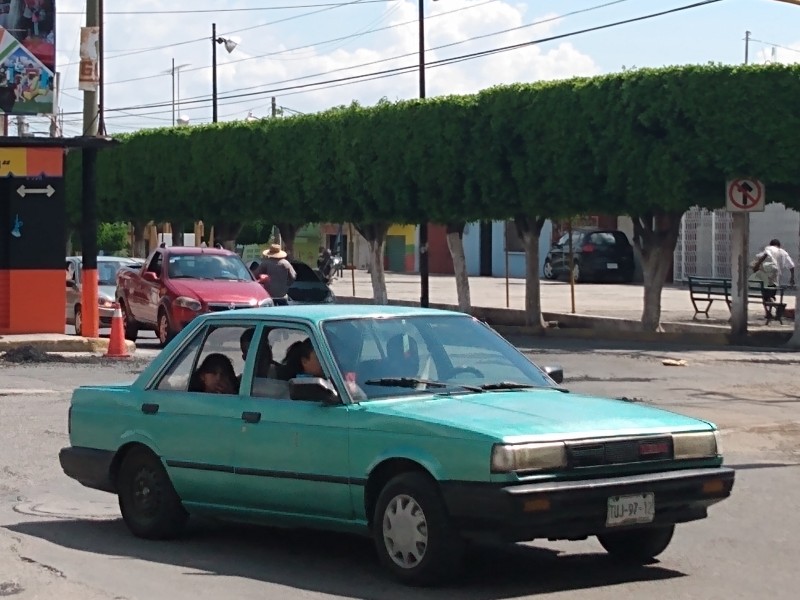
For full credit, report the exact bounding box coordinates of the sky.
[17,0,800,136]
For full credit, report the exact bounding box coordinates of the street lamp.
[211,23,238,123]
[164,59,191,126]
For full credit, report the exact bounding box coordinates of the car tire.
[157,308,173,348]
[597,524,675,563]
[372,472,464,586]
[116,447,188,540]
[119,301,139,342]
[74,305,83,337]
[543,258,556,280]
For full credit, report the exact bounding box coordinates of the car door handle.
[141,403,159,415]
[242,411,261,424]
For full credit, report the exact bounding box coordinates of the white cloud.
[44,0,599,134]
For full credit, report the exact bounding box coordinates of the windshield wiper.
[364,377,484,393]
[480,381,569,393]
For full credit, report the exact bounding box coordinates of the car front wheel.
[373,472,464,586]
[157,309,173,347]
[120,301,138,342]
[597,524,675,563]
[117,447,187,540]
[543,258,556,280]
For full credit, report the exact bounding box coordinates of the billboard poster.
[0,1,56,116]
[79,26,98,92]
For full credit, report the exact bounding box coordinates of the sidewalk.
[329,270,796,341]
[0,334,136,355]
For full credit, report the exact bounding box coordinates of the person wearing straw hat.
[255,243,296,305]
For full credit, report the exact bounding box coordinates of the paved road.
[1,339,798,599]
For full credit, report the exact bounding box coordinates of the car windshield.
[97,259,141,285]
[167,254,254,281]
[322,315,555,401]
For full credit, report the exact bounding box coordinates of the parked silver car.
[66,256,144,335]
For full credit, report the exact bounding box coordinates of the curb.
[335,295,794,348]
[0,337,137,355]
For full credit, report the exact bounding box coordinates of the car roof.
[162,247,235,256]
[67,255,142,262]
[199,304,467,324]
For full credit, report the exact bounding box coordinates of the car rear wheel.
[597,524,675,563]
[73,305,83,337]
[117,447,187,540]
[373,472,464,586]
[543,258,556,280]
[119,301,138,342]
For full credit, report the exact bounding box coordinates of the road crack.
[19,556,66,578]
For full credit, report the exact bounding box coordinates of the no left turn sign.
[726,178,765,212]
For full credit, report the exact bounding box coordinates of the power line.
[85,0,501,88]
[60,0,375,66]
[62,0,724,121]
[60,1,395,15]
[750,38,800,55]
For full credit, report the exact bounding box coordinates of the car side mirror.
[289,377,340,404]
[142,271,159,282]
[543,365,564,384]
[258,274,270,284]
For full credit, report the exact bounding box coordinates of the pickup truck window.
[167,254,253,281]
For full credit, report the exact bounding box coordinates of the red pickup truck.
[116,246,272,346]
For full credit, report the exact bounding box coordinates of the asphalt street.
[1,337,798,599]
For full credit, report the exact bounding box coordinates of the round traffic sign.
[727,179,763,210]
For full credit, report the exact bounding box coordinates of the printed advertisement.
[0,0,56,115]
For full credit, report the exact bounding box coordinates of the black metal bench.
[687,276,787,324]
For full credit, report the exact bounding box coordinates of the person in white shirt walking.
[751,239,795,311]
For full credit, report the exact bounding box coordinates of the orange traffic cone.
[106,303,130,358]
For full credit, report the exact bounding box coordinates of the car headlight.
[98,297,114,308]
[258,298,273,307]
[673,431,719,460]
[175,296,202,311]
[490,442,567,473]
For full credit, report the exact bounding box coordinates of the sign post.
[726,178,765,338]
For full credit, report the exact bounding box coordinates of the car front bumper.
[59,447,116,494]
[439,466,735,543]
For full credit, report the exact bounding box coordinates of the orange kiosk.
[0,145,66,334]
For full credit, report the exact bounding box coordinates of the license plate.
[606,493,655,527]
[607,262,618,269]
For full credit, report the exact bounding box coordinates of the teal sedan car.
[59,305,734,586]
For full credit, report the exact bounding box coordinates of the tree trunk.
[786,219,800,349]
[356,223,389,304]
[170,222,185,246]
[276,223,302,259]
[632,211,683,332]
[515,216,547,332]
[446,222,471,313]
[132,221,148,258]
[213,223,243,250]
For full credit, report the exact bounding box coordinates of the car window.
[155,324,252,392]
[588,232,616,247]
[556,232,583,248]
[613,231,631,246]
[323,315,554,401]
[146,252,162,276]
[247,327,310,399]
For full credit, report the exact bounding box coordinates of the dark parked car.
[248,259,336,304]
[544,229,635,283]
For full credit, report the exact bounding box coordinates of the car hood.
[361,389,713,442]
[168,279,269,302]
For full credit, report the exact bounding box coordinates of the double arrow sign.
[17,184,56,198]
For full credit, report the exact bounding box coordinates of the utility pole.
[745,30,751,65]
[212,23,218,123]
[418,0,429,307]
[271,96,277,117]
[171,58,175,126]
[730,30,752,338]
[80,0,102,339]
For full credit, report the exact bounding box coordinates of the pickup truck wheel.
[597,525,675,563]
[373,472,464,586]
[157,309,173,347]
[120,302,138,342]
[73,305,83,337]
[117,447,187,540]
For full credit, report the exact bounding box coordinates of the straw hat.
[262,243,287,259]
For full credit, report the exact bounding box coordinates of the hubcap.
[382,494,428,569]
[132,466,159,517]
[75,311,82,335]
[544,262,553,278]
[159,315,168,342]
